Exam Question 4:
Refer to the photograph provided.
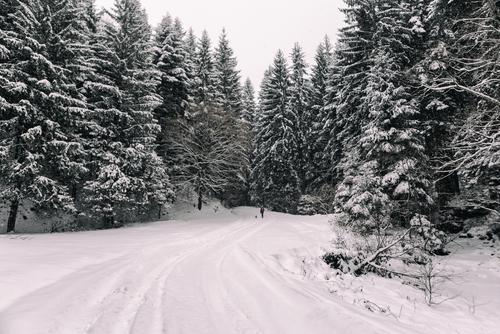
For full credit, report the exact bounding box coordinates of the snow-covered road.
[0,207,499,334]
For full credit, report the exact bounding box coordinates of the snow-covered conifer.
[152,15,190,157]
[251,50,301,213]
[241,78,257,126]
[192,30,217,110]
[82,0,171,226]
[213,29,242,116]
[0,0,94,231]
[288,43,310,191]
[338,0,433,228]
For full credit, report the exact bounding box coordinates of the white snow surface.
[0,206,499,334]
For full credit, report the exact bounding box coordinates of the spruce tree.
[153,15,190,157]
[184,27,198,109]
[334,0,378,177]
[240,78,258,202]
[193,30,216,110]
[258,67,273,107]
[251,50,301,212]
[0,0,93,231]
[288,43,309,192]
[213,29,242,115]
[305,37,334,191]
[319,52,342,188]
[83,0,171,227]
[241,78,257,126]
[0,0,31,232]
[414,0,462,204]
[337,0,433,228]
[184,27,198,67]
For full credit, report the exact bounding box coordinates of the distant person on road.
[260,206,265,219]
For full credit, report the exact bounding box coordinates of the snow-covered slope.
[0,208,498,334]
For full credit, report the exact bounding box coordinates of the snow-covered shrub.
[323,252,360,274]
[410,214,447,254]
[297,195,327,215]
[323,223,373,275]
[324,214,450,278]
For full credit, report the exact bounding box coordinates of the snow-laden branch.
[353,228,413,275]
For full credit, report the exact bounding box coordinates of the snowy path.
[0,207,499,334]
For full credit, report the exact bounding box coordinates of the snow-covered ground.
[0,206,499,334]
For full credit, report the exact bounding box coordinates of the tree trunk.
[7,198,19,233]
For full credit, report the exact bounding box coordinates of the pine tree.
[184,27,197,66]
[259,67,273,106]
[251,50,301,212]
[241,78,257,125]
[153,15,190,157]
[309,37,332,120]
[334,0,378,173]
[414,0,462,204]
[319,52,342,187]
[288,43,309,192]
[213,29,242,116]
[82,0,171,227]
[49,0,103,203]
[183,27,198,109]
[239,78,258,203]
[333,0,380,225]
[337,0,433,228]
[305,37,333,191]
[0,0,94,232]
[0,0,30,232]
[193,30,216,110]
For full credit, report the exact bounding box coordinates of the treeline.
[1,0,498,233]
[253,0,499,230]
[0,0,253,231]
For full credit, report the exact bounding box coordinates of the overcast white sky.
[95,0,345,87]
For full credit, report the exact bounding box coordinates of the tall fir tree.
[213,29,242,116]
[414,0,462,205]
[288,43,309,192]
[153,15,190,158]
[193,30,216,110]
[258,67,273,107]
[334,0,378,176]
[305,37,334,191]
[240,78,258,202]
[251,50,301,212]
[319,51,342,189]
[183,27,198,109]
[241,78,257,126]
[336,0,433,229]
[82,0,171,227]
[0,0,101,232]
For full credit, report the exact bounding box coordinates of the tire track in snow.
[127,219,261,334]
[0,219,254,334]
[159,219,268,334]
[217,218,427,334]
[84,219,257,334]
